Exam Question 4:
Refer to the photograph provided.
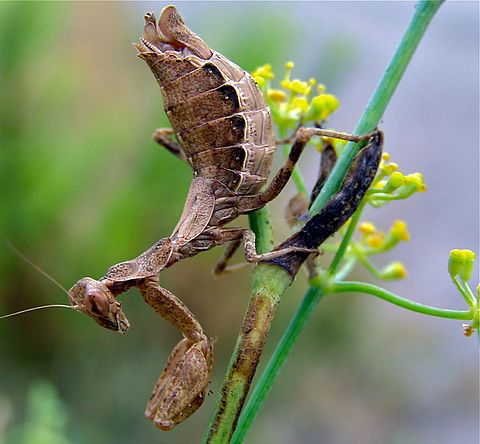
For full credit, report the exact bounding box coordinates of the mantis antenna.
[0,304,74,320]
[4,239,69,295]
[1,239,76,320]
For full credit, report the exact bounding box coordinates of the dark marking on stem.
[207,293,279,441]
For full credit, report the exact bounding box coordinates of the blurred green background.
[0,2,478,444]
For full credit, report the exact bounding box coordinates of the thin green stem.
[355,253,384,279]
[310,1,443,215]
[233,2,444,442]
[330,281,472,320]
[452,276,476,308]
[334,256,357,281]
[461,280,477,307]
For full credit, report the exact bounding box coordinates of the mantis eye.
[86,287,110,315]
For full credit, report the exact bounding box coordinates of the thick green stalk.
[233,2,444,442]
[204,207,293,443]
[231,287,324,444]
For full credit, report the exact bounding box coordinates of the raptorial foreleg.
[266,130,384,276]
[139,276,206,342]
[139,276,213,430]
[144,336,213,431]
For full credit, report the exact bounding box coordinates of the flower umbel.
[252,61,340,133]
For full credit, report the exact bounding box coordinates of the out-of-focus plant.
[4,382,72,444]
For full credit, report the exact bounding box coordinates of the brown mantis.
[2,5,383,431]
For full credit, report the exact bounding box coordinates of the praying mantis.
[2,5,383,431]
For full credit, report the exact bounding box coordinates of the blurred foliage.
[0,3,477,444]
[4,382,71,444]
[0,3,298,443]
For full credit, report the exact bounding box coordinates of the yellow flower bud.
[388,172,405,189]
[390,220,410,241]
[290,79,310,95]
[381,261,408,280]
[381,162,399,176]
[449,249,466,277]
[253,64,274,80]
[309,78,317,86]
[381,152,391,161]
[404,173,423,189]
[286,61,295,70]
[268,89,287,102]
[460,249,475,281]
[310,94,340,119]
[365,232,384,249]
[317,84,326,94]
[291,97,309,113]
[359,222,376,235]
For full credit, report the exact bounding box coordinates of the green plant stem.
[354,251,384,279]
[233,2,444,442]
[330,281,472,320]
[452,276,476,308]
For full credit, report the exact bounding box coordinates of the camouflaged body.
[140,50,276,198]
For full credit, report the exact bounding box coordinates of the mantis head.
[68,277,130,333]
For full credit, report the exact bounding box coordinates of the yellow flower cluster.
[358,220,410,253]
[252,61,340,130]
[367,153,427,207]
[342,220,411,281]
